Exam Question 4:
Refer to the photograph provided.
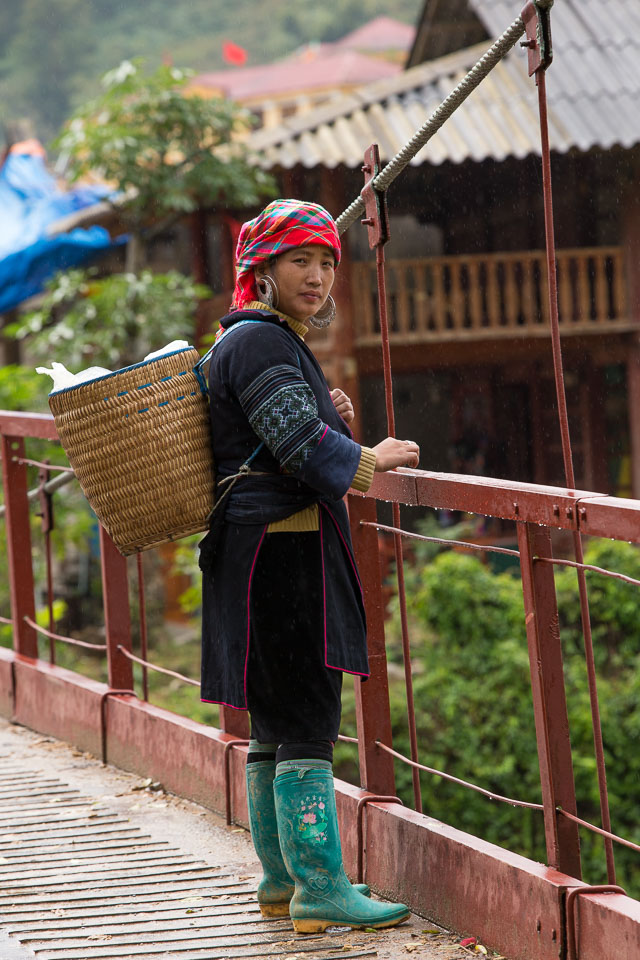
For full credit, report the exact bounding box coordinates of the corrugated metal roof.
[249,0,640,169]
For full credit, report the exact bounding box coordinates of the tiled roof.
[192,49,399,103]
[334,16,415,52]
[248,0,640,168]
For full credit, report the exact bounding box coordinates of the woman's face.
[255,244,336,322]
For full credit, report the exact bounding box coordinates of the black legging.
[246,740,335,765]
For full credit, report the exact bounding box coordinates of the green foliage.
[53,61,274,230]
[9,269,211,369]
[0,364,51,415]
[0,361,89,637]
[556,539,640,669]
[387,551,541,854]
[0,599,67,652]
[555,541,640,893]
[380,539,640,896]
[0,0,96,137]
[0,363,104,652]
[171,535,203,616]
[0,0,421,140]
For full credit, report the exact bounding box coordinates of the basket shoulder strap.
[194,317,303,392]
[196,317,300,471]
[193,319,266,395]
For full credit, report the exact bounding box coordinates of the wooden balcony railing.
[352,246,630,344]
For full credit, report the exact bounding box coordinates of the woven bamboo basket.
[49,346,214,556]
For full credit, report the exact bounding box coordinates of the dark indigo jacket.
[199,309,369,709]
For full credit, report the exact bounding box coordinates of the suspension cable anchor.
[521,0,553,76]
[360,143,390,249]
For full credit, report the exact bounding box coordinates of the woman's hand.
[330,388,355,424]
[373,437,420,472]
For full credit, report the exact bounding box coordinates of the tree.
[0,0,96,140]
[9,269,210,369]
[0,0,422,139]
[53,60,275,272]
[4,61,276,657]
[376,539,640,897]
[11,60,277,362]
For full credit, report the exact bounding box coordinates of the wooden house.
[188,17,414,131]
[244,0,640,499]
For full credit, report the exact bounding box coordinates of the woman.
[199,199,419,934]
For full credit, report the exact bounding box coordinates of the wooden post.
[1,309,21,366]
[281,167,304,199]
[627,338,640,500]
[622,167,640,498]
[190,209,210,286]
[191,209,213,346]
[529,367,547,485]
[579,369,594,490]
[588,365,609,494]
[623,185,640,327]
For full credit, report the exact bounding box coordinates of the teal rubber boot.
[274,761,410,934]
[246,760,295,916]
[246,760,370,918]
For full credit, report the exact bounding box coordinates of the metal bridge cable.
[375,740,544,811]
[376,739,640,854]
[536,66,616,883]
[535,556,640,589]
[22,616,107,651]
[335,15,526,235]
[368,211,423,813]
[556,809,640,856]
[117,645,200,688]
[360,521,521,558]
[364,522,640,586]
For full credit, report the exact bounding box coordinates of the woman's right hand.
[373,437,420,472]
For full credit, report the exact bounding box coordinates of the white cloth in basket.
[36,340,191,392]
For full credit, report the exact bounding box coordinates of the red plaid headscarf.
[231,199,341,309]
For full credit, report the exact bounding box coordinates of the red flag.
[222,41,248,66]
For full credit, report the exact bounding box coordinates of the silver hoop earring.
[309,294,336,328]
[257,275,279,310]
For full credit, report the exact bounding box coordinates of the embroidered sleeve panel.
[239,363,326,472]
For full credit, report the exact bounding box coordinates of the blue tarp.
[0,150,120,313]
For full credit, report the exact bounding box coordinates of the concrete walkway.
[0,719,479,960]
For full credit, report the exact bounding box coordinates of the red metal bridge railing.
[2,3,640,957]
[3,412,640,958]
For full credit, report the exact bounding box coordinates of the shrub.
[379,539,640,895]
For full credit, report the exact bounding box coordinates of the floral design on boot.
[274,762,410,934]
[246,759,369,917]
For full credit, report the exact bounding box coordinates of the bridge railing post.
[1,434,38,658]
[219,705,250,739]
[517,520,582,878]
[99,525,134,691]
[348,493,396,796]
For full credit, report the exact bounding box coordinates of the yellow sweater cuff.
[351,446,377,493]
